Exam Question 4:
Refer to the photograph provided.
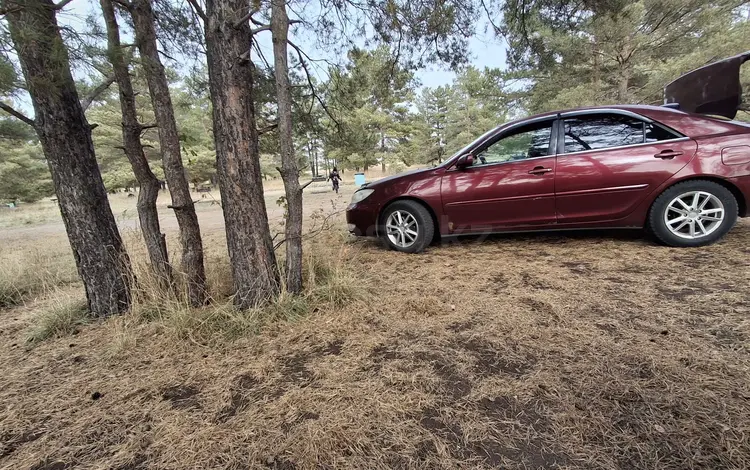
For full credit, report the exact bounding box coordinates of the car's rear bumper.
[346,202,379,236]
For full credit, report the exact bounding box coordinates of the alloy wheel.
[663,190,725,239]
[385,210,419,248]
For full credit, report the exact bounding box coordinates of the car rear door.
[554,111,697,224]
[440,118,557,233]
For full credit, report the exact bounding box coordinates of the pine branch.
[52,0,76,9]
[0,5,22,15]
[287,39,340,128]
[0,102,34,126]
[258,122,278,134]
[233,10,256,29]
[81,75,116,111]
[250,24,271,35]
[185,0,206,22]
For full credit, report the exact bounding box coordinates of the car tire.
[648,180,738,247]
[380,200,434,253]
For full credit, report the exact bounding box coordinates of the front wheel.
[648,180,738,247]
[380,200,434,253]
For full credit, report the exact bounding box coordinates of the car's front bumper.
[346,202,379,236]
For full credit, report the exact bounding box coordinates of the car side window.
[473,121,552,166]
[563,114,645,153]
[645,122,678,142]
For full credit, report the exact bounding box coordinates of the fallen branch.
[274,209,345,250]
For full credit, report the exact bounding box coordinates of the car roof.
[506,103,743,139]
[522,104,689,121]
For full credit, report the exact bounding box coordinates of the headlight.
[351,189,374,204]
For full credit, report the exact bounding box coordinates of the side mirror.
[456,154,474,169]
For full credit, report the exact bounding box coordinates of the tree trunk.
[314,140,319,177]
[617,35,631,103]
[618,66,630,102]
[130,0,206,306]
[380,131,386,172]
[306,139,315,177]
[204,0,280,307]
[271,0,303,294]
[101,0,171,286]
[5,0,131,316]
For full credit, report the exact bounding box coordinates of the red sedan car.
[346,52,750,252]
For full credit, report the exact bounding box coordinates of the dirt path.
[0,187,353,243]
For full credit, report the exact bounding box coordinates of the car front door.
[554,112,697,224]
[441,119,557,233]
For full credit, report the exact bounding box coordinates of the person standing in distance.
[328,167,341,194]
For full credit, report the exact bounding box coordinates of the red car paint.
[346,105,750,239]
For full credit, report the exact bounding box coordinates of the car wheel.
[648,180,738,247]
[380,200,434,253]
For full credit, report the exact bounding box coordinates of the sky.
[11,0,509,114]
[67,0,508,86]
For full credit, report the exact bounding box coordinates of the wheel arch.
[377,196,440,239]
[653,176,747,218]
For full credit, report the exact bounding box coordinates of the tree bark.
[101,0,171,286]
[204,0,280,307]
[380,131,386,172]
[618,64,630,102]
[5,0,131,316]
[617,35,631,102]
[271,0,303,294]
[306,137,315,177]
[130,0,206,306]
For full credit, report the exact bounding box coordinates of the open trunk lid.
[664,51,750,119]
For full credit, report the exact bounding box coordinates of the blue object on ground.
[354,173,366,187]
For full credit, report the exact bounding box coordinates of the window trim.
[558,136,691,157]
[556,110,687,156]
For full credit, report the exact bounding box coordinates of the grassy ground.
[1,182,749,469]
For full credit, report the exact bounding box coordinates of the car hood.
[664,51,750,119]
[363,167,433,188]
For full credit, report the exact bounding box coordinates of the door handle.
[528,166,553,175]
[654,150,683,159]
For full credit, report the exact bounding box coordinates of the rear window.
[563,113,679,153]
[645,123,677,142]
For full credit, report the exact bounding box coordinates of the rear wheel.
[649,180,737,247]
[380,200,434,253]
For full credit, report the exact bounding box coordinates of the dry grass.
[1,205,749,469]
[25,293,88,345]
[0,245,78,308]
[0,203,61,228]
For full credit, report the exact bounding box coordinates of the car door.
[554,111,697,224]
[440,119,557,233]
